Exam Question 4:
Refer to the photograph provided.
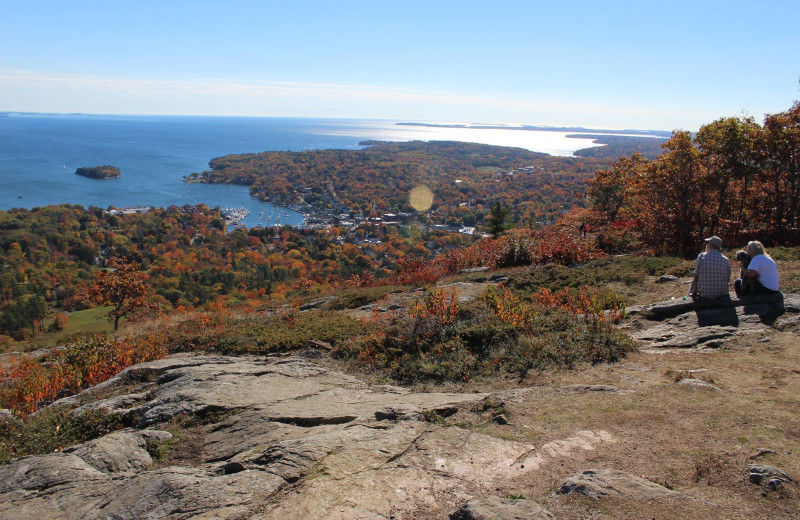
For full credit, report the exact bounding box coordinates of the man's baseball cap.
[705,236,723,248]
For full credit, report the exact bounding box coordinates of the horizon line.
[0,110,671,134]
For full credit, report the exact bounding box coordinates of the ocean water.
[0,114,604,227]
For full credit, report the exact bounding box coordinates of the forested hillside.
[584,102,800,255]
[0,203,485,340]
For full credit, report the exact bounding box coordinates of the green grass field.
[44,306,115,341]
[1,306,115,354]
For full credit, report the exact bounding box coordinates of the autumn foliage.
[483,284,625,328]
[395,227,605,286]
[85,257,156,330]
[196,141,604,222]
[586,102,800,255]
[336,280,635,383]
[7,99,796,412]
[0,334,167,415]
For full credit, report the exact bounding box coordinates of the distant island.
[75,165,121,180]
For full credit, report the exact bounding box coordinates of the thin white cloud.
[0,68,709,129]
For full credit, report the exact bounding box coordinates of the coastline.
[1,115,636,220]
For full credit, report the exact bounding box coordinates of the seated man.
[689,236,731,300]
[736,240,780,297]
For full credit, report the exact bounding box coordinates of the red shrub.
[0,334,168,415]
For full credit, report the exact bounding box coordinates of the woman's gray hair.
[747,240,766,256]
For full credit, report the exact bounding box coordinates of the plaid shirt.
[694,249,731,298]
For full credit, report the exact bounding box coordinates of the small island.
[75,165,121,180]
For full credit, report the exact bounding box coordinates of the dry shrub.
[50,312,69,331]
[0,334,15,353]
[334,285,636,383]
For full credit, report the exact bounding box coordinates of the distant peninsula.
[396,121,672,138]
[568,134,667,159]
[75,165,121,180]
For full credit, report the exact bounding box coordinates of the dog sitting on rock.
[735,250,757,297]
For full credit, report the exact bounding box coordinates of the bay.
[0,114,604,227]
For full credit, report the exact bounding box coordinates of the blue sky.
[1,0,798,130]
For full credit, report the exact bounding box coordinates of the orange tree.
[586,152,649,225]
[86,257,154,331]
[621,131,709,256]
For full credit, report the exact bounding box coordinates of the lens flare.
[409,185,433,212]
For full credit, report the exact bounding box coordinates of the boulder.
[558,384,630,394]
[90,466,285,520]
[676,378,719,391]
[374,404,424,421]
[71,391,151,416]
[299,296,336,310]
[450,496,554,520]
[62,429,160,474]
[748,464,794,488]
[459,267,489,274]
[0,453,110,494]
[557,469,681,499]
[636,292,788,322]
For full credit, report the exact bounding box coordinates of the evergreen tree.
[486,202,512,238]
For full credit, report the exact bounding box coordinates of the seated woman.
[735,241,780,298]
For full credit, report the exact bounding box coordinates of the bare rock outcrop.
[9,293,796,517]
[0,355,622,519]
[627,293,800,351]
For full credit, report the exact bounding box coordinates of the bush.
[327,286,407,310]
[494,228,606,269]
[392,228,607,287]
[0,334,167,415]
[505,255,686,296]
[497,309,637,375]
[0,406,125,464]
[49,312,69,332]
[0,335,15,353]
[594,221,643,254]
[765,246,800,262]
[334,286,636,383]
[169,309,368,355]
[665,260,696,277]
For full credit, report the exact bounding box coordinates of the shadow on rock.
[740,293,785,325]
[695,304,739,327]
[629,293,798,351]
